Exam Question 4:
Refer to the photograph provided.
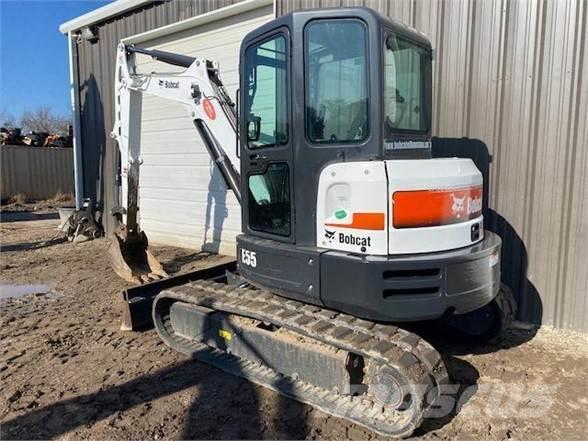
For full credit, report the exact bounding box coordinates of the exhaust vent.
[383,287,439,298]
[383,268,440,279]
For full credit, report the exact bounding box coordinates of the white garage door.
[130,5,273,256]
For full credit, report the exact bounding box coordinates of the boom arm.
[111,43,241,233]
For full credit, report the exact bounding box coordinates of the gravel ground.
[1,216,587,440]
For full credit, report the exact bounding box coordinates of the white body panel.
[316,157,484,256]
[386,158,483,254]
[316,162,389,255]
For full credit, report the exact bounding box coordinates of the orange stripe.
[326,213,385,230]
[393,186,483,228]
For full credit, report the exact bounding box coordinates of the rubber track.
[153,280,449,438]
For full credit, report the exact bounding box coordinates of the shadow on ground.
[1,327,501,440]
[0,212,60,223]
[161,251,212,274]
[0,237,67,253]
[0,355,311,440]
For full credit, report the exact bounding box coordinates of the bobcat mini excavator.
[111,7,516,437]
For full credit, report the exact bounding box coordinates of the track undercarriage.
[149,272,449,438]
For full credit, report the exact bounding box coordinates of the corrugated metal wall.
[1,146,74,200]
[75,0,243,236]
[278,0,588,332]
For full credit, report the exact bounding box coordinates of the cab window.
[384,34,431,135]
[244,35,288,148]
[305,20,368,144]
[248,163,291,236]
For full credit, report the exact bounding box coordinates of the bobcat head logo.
[451,194,465,217]
[158,79,164,87]
[324,229,336,242]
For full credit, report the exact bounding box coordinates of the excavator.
[109,7,516,437]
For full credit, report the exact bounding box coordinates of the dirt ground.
[1,215,587,440]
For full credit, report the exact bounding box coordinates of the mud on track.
[1,217,587,440]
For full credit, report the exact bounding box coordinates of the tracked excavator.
[110,7,516,437]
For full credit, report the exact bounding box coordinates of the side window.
[244,35,288,149]
[248,163,291,236]
[305,20,368,144]
[384,35,430,134]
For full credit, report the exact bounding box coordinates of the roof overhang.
[59,0,154,34]
[122,0,273,44]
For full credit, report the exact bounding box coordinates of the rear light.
[392,185,482,229]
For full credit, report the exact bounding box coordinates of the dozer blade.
[120,261,237,331]
[109,224,168,285]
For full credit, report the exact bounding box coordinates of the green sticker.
[335,209,347,219]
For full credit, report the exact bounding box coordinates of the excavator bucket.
[109,224,168,285]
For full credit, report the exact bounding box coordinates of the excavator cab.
[236,8,503,324]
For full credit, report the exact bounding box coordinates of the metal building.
[60,0,587,332]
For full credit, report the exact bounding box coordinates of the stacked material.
[0,126,73,147]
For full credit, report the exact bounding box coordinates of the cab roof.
[242,7,432,49]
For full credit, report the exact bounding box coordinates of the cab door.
[240,29,294,243]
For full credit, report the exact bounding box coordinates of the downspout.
[68,31,84,210]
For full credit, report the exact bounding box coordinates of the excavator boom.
[110,43,240,284]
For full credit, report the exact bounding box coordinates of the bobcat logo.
[158,79,164,87]
[324,229,336,242]
[451,194,465,217]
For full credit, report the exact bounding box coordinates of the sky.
[0,0,110,122]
